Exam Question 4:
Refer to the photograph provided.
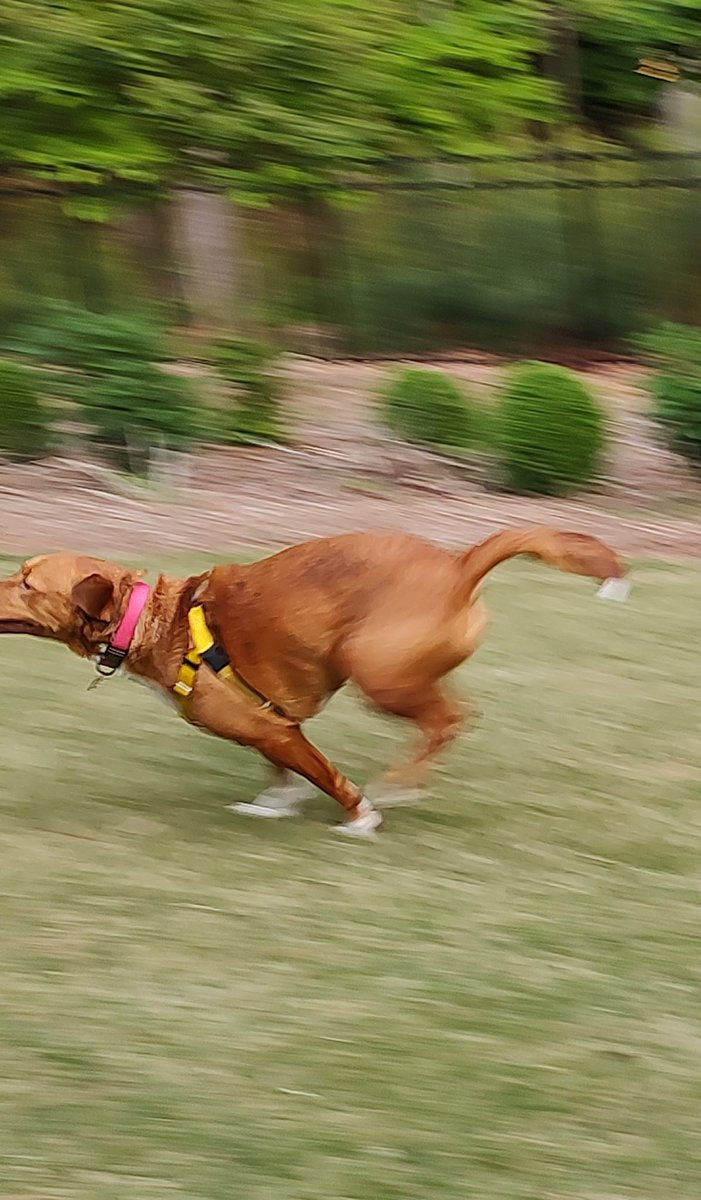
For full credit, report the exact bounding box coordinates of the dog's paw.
[227,784,310,820]
[227,801,301,819]
[366,782,424,808]
[597,577,630,602]
[333,798,383,839]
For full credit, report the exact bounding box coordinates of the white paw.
[597,577,630,602]
[333,798,383,839]
[227,783,311,820]
[227,801,300,819]
[366,783,424,808]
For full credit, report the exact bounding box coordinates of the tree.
[0,0,560,327]
[0,0,556,198]
[380,0,558,153]
[550,1,701,134]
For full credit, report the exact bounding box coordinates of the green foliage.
[570,0,701,133]
[209,337,286,445]
[0,0,554,199]
[295,174,678,358]
[0,359,50,461]
[0,0,697,204]
[0,0,698,362]
[13,301,170,378]
[634,321,701,373]
[374,2,557,154]
[76,368,196,474]
[12,303,196,473]
[496,361,606,495]
[380,367,479,449]
[634,322,701,468]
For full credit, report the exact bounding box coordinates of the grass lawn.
[0,552,700,1200]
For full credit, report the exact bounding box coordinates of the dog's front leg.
[245,723,382,838]
[191,676,381,837]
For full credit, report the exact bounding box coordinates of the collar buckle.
[95,645,128,676]
[90,581,151,682]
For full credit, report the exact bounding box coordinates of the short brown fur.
[0,528,624,826]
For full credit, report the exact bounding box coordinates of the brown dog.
[0,528,625,836]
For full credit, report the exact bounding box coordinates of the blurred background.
[0,0,701,550]
[1,1,701,352]
[2,4,701,1199]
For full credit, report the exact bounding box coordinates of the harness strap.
[174,605,280,719]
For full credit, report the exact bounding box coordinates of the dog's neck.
[124,571,208,690]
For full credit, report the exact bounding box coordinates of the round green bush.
[496,362,605,496]
[0,359,50,461]
[634,323,701,469]
[648,372,701,467]
[380,368,478,449]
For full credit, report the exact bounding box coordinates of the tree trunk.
[545,6,583,121]
[169,189,248,331]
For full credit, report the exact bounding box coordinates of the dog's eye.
[20,577,32,592]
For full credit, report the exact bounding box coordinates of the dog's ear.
[71,573,116,625]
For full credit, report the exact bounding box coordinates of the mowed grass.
[1,553,701,1200]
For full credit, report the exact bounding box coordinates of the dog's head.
[0,553,143,657]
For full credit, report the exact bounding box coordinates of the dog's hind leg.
[364,685,469,806]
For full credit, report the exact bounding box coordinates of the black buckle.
[95,644,127,676]
[201,643,230,674]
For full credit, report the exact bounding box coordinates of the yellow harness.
[174,605,279,719]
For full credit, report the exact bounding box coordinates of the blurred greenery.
[570,0,700,131]
[0,0,555,195]
[0,0,699,351]
[209,337,287,446]
[496,360,606,495]
[635,321,701,469]
[0,0,697,196]
[0,358,51,460]
[0,0,697,376]
[379,366,481,449]
[1,171,699,359]
[8,302,197,473]
[1,303,293,469]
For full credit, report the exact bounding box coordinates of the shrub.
[496,361,606,496]
[11,301,170,377]
[379,368,479,449]
[11,303,197,473]
[78,367,196,475]
[633,323,701,468]
[0,360,50,461]
[209,337,286,445]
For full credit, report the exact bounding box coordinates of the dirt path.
[1,357,701,559]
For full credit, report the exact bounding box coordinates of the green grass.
[1,554,700,1199]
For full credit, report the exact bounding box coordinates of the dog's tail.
[458,527,625,602]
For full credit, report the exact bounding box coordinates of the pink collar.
[112,581,151,652]
[95,581,151,676]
